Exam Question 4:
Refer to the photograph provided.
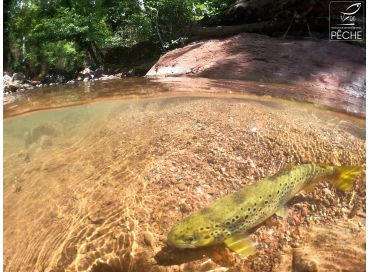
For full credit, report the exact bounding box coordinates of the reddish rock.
[301,206,308,217]
[147,33,365,116]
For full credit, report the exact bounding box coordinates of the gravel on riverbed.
[4,96,365,272]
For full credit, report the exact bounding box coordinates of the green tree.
[5,0,231,76]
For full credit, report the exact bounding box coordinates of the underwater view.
[3,78,365,272]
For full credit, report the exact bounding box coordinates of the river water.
[3,78,366,272]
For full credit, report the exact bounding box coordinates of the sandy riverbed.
[4,95,365,271]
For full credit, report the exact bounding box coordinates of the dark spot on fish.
[269,194,272,198]
[206,226,210,229]
[253,208,256,212]
[235,215,239,219]
[254,203,257,206]
[248,208,251,211]
[204,235,210,239]
[200,227,204,231]
[215,224,220,228]
[226,222,231,226]
[232,218,235,222]
[265,200,268,204]
[245,215,249,219]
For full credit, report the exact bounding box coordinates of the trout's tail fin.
[329,166,363,191]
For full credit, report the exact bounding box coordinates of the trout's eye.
[185,236,195,243]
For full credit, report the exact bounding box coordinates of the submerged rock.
[292,248,318,272]
[24,123,59,147]
[143,231,155,248]
[40,135,53,149]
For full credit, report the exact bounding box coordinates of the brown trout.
[167,164,362,256]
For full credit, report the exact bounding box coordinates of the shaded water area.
[4,78,365,272]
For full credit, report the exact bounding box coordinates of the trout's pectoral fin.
[224,232,256,257]
[275,206,289,218]
[303,182,317,193]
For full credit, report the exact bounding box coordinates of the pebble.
[236,156,244,162]
[142,231,154,248]
[248,159,256,168]
[301,206,308,216]
[12,184,22,193]
[178,184,186,191]
[292,248,318,272]
[199,259,218,271]
[179,203,192,213]
[323,188,334,197]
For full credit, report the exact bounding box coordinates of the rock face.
[147,33,365,100]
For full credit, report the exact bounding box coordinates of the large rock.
[93,68,106,78]
[147,33,365,115]
[11,72,26,83]
[78,67,92,79]
[3,73,12,83]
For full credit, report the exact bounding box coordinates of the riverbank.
[147,33,365,102]
[4,33,365,119]
[3,60,156,94]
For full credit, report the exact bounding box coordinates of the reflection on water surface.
[4,77,365,118]
[4,78,365,271]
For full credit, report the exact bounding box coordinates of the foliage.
[43,41,85,72]
[4,0,230,76]
[192,0,232,20]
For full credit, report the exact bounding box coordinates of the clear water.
[4,78,365,272]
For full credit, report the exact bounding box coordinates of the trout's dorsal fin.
[281,163,295,172]
[224,232,256,257]
[275,206,289,218]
